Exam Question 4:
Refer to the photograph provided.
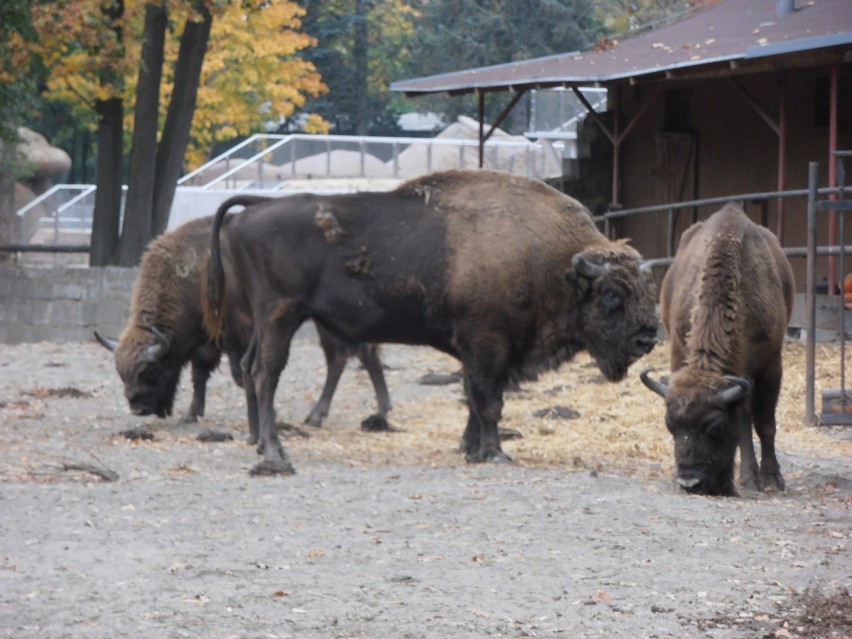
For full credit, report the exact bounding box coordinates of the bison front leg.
[182,343,221,423]
[752,370,785,491]
[460,370,511,464]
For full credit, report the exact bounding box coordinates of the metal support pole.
[805,162,819,424]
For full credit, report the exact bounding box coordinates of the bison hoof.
[303,413,324,428]
[465,450,514,464]
[360,414,403,432]
[250,459,296,476]
[762,471,785,492]
[178,414,199,425]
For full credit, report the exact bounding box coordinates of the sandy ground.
[1,328,850,639]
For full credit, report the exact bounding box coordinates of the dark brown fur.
[206,169,659,475]
[647,203,794,496]
[103,209,390,427]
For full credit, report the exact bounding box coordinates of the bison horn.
[718,375,751,406]
[640,368,668,398]
[571,253,608,279]
[143,326,171,362]
[93,331,118,352]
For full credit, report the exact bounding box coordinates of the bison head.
[566,250,658,381]
[95,326,179,418]
[641,369,751,496]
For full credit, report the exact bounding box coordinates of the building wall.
[0,266,136,344]
[615,65,852,292]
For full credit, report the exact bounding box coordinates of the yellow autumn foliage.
[24,0,327,169]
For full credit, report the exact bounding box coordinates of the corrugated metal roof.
[390,0,852,96]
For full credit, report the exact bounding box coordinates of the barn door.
[654,130,698,255]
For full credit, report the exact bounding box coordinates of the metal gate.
[805,152,852,425]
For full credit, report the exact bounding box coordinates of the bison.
[204,169,659,475]
[640,203,794,496]
[96,205,391,427]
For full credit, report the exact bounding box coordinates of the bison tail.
[203,206,228,342]
[204,195,270,340]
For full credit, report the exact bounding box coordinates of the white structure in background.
[19,98,604,240]
[525,87,607,162]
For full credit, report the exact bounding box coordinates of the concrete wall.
[0,265,137,344]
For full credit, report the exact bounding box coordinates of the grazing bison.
[641,203,794,496]
[96,206,391,427]
[205,169,659,475]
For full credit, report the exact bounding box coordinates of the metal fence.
[12,133,567,251]
[805,154,852,425]
[177,133,565,190]
[607,160,852,427]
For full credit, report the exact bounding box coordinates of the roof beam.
[729,76,779,135]
[476,89,528,167]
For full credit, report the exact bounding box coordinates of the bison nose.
[631,328,657,355]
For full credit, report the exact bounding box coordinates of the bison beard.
[641,203,793,496]
[205,169,659,476]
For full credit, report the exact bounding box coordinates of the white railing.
[15,133,566,243]
[178,133,564,190]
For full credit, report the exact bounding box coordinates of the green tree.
[405,0,606,129]
[0,0,40,253]
[595,0,700,35]
[297,0,420,136]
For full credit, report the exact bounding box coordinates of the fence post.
[805,161,818,424]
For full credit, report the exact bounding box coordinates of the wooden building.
[391,0,852,289]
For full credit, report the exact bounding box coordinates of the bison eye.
[703,414,727,438]
[600,287,623,311]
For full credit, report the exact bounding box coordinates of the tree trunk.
[0,145,16,262]
[117,0,167,267]
[353,0,369,136]
[151,2,212,237]
[89,97,124,266]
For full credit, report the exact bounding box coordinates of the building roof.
[390,0,852,96]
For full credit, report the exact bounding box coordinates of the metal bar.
[571,86,615,145]
[483,90,526,143]
[828,65,839,290]
[596,185,852,223]
[478,92,484,168]
[839,207,846,410]
[176,133,266,185]
[612,85,621,210]
[777,72,787,239]
[0,244,90,253]
[201,137,292,190]
[806,162,818,424]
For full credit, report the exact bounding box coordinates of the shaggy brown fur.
[651,203,794,496]
[206,168,659,475]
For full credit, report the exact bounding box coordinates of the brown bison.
[641,203,794,496]
[205,169,659,475]
[96,206,391,427]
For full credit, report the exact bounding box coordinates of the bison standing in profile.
[97,207,391,427]
[641,203,794,496]
[205,169,659,475]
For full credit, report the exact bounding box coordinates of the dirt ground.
[1,327,850,639]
